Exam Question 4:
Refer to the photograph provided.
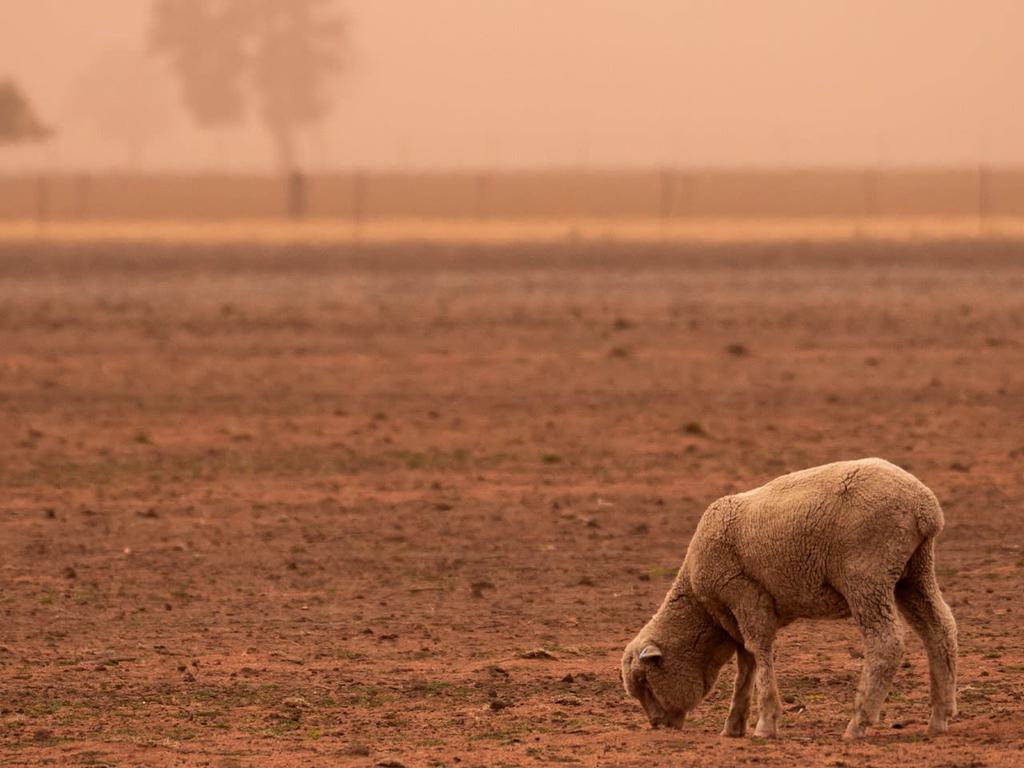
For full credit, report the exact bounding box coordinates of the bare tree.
[0,79,52,145]
[151,0,346,173]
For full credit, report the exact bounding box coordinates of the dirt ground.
[1,238,1022,767]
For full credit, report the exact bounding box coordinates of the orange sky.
[2,0,1024,171]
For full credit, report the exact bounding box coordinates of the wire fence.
[1,168,1022,223]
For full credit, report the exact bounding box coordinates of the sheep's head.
[621,595,735,729]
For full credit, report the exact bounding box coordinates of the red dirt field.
[1,239,1022,767]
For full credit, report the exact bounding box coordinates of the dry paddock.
[0,237,1022,766]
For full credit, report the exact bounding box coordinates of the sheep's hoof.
[842,723,866,740]
[720,722,746,738]
[753,721,779,739]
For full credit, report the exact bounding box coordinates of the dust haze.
[2,0,1024,171]
[3,3,1024,767]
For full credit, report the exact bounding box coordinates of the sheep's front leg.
[844,594,904,739]
[721,646,755,737]
[723,579,782,738]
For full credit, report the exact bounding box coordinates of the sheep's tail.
[912,487,945,542]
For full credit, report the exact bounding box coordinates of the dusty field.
[1,239,1022,767]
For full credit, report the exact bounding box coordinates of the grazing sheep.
[622,458,957,739]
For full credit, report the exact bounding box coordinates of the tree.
[0,79,51,145]
[151,0,347,172]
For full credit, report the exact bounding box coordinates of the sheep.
[621,458,957,740]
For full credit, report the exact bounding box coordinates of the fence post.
[475,171,490,220]
[977,163,990,237]
[859,167,875,239]
[352,170,366,243]
[287,170,307,220]
[659,166,674,220]
[76,173,91,219]
[34,175,49,226]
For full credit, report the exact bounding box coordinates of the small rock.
[518,648,556,660]
[726,343,750,357]
[470,580,496,598]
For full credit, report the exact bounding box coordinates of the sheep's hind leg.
[844,590,904,739]
[750,644,782,738]
[721,647,755,737]
[895,541,958,735]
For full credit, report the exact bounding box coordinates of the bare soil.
[1,239,1022,767]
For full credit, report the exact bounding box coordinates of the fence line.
[3,168,1024,223]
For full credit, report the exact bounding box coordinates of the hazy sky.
[2,0,1024,171]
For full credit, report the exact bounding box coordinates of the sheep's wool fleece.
[686,458,942,622]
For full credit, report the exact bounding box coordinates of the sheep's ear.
[638,643,662,663]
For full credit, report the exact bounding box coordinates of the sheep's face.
[621,602,735,729]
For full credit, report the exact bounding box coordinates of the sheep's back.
[689,458,940,620]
